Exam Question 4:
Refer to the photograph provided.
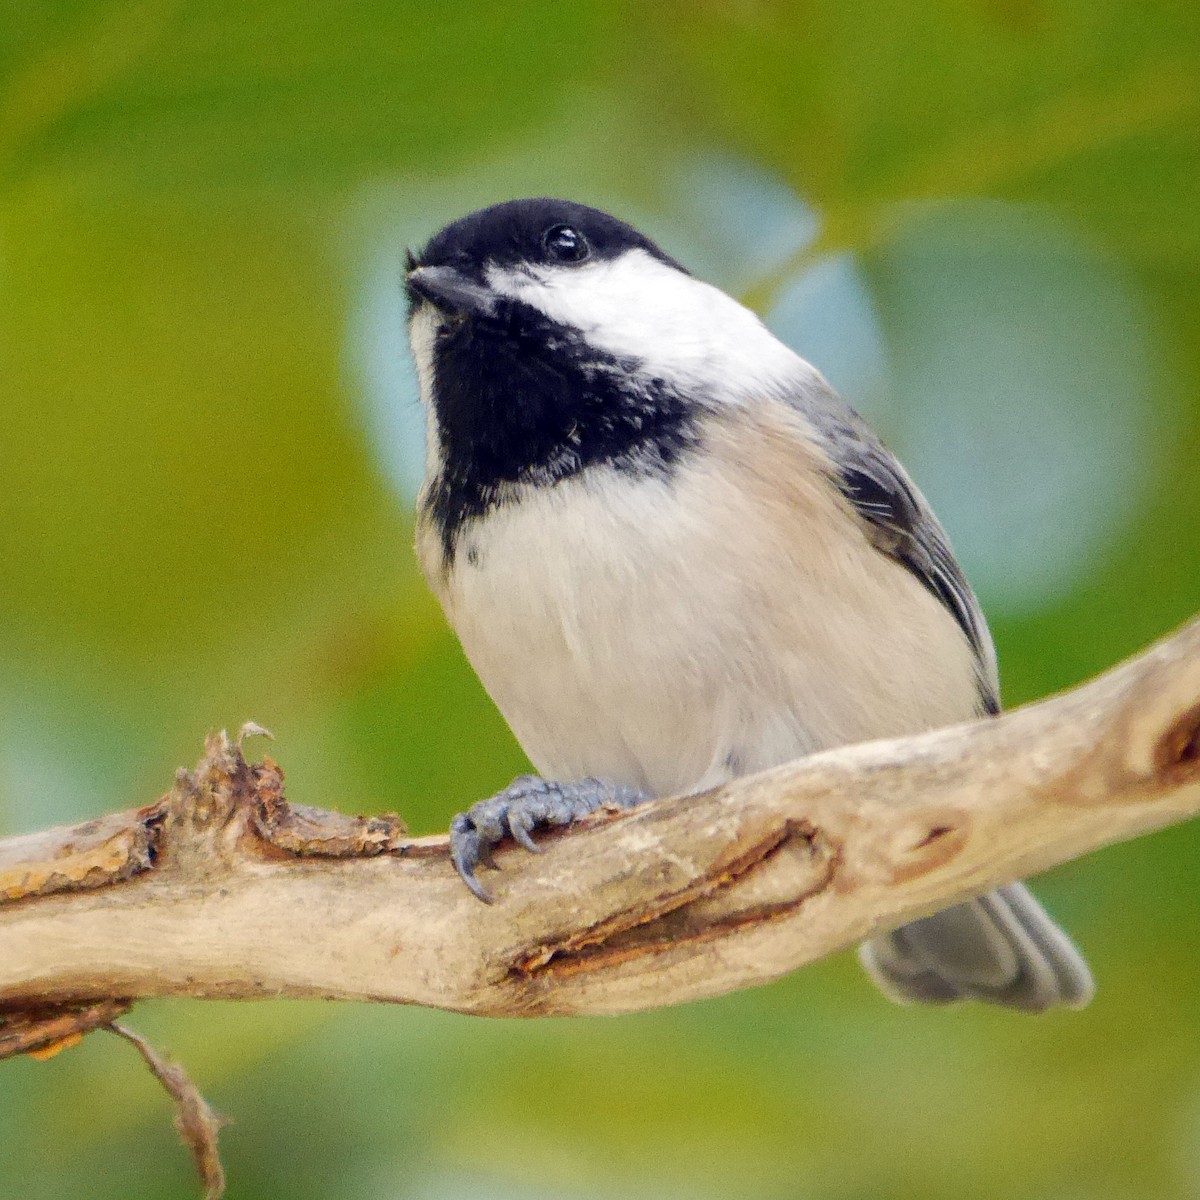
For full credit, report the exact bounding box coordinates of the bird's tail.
[858,882,1094,1012]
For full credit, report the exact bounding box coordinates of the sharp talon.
[451,840,495,903]
[459,864,494,904]
[508,817,542,854]
[449,814,495,903]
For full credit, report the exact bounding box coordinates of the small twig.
[108,1022,229,1200]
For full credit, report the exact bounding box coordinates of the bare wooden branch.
[1,618,1197,1025]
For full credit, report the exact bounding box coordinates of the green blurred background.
[2,1,1199,1197]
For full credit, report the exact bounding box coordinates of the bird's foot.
[449,775,649,902]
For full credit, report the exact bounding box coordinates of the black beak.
[405,265,499,319]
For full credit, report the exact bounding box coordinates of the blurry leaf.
[651,0,1200,262]
[3,0,632,191]
[863,200,1154,615]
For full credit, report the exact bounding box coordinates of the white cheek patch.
[486,250,818,400]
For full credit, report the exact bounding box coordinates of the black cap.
[410,198,687,275]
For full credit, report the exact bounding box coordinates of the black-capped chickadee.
[404,198,1093,1011]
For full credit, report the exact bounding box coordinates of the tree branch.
[1,618,1198,1024]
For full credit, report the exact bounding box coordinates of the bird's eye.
[542,224,589,263]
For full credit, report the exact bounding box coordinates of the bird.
[403,197,1094,1011]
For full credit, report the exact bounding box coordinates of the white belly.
[419,416,984,798]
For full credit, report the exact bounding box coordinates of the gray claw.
[449,812,494,903]
[447,776,649,902]
[507,810,542,854]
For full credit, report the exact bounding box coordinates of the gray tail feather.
[858,883,1094,1012]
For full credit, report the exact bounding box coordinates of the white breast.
[418,405,984,799]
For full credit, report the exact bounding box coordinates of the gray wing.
[781,386,1094,1012]
[793,383,1000,715]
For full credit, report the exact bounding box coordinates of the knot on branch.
[1157,703,1200,780]
[162,729,269,868]
[0,727,414,909]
